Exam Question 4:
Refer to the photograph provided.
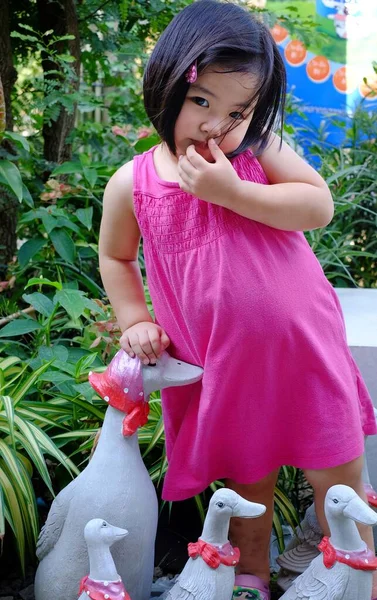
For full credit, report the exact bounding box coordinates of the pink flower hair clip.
[185,60,198,84]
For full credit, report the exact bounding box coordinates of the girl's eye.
[192,97,209,108]
[229,111,244,120]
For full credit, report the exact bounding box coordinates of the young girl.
[99,1,377,598]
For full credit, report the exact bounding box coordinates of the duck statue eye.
[333,499,339,504]
[102,521,108,526]
[216,501,225,508]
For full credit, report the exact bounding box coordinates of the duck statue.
[279,484,377,600]
[78,519,130,600]
[34,350,203,600]
[162,488,266,600]
[277,407,377,591]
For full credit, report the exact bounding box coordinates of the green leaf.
[50,229,76,263]
[18,238,46,268]
[4,131,30,152]
[0,482,5,539]
[38,345,69,363]
[1,396,15,449]
[22,293,54,317]
[0,160,23,201]
[51,34,75,42]
[51,161,82,176]
[37,371,73,384]
[12,362,53,405]
[21,185,34,208]
[25,277,62,291]
[134,134,160,153]
[76,207,93,230]
[12,416,54,495]
[0,319,42,338]
[194,495,205,524]
[26,421,79,477]
[54,289,86,320]
[57,54,76,63]
[41,213,58,234]
[57,395,105,420]
[82,168,97,189]
[0,468,26,571]
[0,440,29,498]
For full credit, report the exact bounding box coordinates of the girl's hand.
[177,139,241,206]
[120,322,170,365]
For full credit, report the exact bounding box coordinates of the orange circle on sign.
[332,66,357,94]
[306,56,331,83]
[332,66,347,93]
[270,24,289,44]
[359,73,377,100]
[284,40,307,67]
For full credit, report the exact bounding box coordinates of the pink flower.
[112,125,131,138]
[137,126,153,139]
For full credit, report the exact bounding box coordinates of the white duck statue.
[163,488,266,600]
[78,519,130,600]
[277,407,377,591]
[279,484,377,600]
[34,350,203,600]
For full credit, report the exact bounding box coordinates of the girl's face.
[174,68,258,162]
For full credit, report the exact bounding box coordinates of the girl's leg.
[304,455,377,597]
[225,469,279,584]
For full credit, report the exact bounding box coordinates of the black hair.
[143,0,286,157]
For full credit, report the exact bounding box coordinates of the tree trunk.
[37,0,81,168]
[0,188,18,279]
[0,0,17,131]
[0,75,18,278]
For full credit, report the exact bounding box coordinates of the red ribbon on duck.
[318,536,377,570]
[188,538,240,569]
[89,350,149,436]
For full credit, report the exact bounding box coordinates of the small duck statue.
[163,488,266,600]
[35,351,203,600]
[78,519,130,600]
[279,485,377,600]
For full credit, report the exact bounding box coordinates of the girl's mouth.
[192,140,208,150]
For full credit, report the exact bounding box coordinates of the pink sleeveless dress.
[133,147,376,501]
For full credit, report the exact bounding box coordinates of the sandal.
[364,483,377,508]
[233,574,271,600]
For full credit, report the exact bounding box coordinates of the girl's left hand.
[177,139,241,206]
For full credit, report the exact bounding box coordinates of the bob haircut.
[143,0,286,157]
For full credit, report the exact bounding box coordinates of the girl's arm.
[178,136,334,232]
[242,133,334,231]
[99,161,169,363]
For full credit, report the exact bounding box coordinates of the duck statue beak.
[343,495,377,526]
[233,498,266,519]
[112,525,129,539]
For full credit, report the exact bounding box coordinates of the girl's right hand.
[120,322,170,365]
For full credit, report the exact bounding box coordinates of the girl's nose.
[199,119,223,139]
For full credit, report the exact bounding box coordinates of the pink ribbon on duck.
[79,575,131,600]
[318,536,377,570]
[188,539,240,569]
[89,350,149,436]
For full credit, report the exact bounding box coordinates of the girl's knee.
[304,455,364,494]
